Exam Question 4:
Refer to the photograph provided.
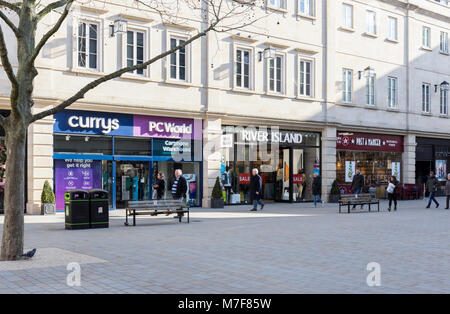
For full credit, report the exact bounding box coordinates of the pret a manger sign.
[337,131,404,152]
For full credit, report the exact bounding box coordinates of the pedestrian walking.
[426,171,440,209]
[312,173,323,207]
[171,169,187,218]
[351,169,364,209]
[250,168,264,211]
[387,176,399,212]
[153,172,165,200]
[445,173,450,210]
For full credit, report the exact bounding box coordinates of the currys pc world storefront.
[53,110,203,211]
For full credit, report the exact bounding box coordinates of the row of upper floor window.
[341,68,449,116]
[73,18,449,116]
[340,3,449,54]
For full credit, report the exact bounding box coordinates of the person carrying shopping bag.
[387,176,399,212]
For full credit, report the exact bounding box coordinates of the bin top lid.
[88,189,108,193]
[65,190,89,194]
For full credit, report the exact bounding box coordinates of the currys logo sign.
[54,110,201,139]
[68,116,120,134]
[54,110,134,136]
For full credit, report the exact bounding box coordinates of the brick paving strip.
[0,199,449,294]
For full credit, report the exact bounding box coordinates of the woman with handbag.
[387,176,399,212]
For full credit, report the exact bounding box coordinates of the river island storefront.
[53,110,203,211]
[220,126,321,204]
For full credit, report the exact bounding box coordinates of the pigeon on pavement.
[21,248,37,259]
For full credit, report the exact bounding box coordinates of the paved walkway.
[0,198,449,294]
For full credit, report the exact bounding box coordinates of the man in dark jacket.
[153,172,165,200]
[426,171,440,209]
[312,173,323,207]
[171,169,188,218]
[445,173,450,210]
[172,169,187,200]
[250,168,264,211]
[351,169,364,209]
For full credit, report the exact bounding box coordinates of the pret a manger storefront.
[53,110,203,211]
[336,131,404,194]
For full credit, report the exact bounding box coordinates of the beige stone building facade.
[0,0,449,213]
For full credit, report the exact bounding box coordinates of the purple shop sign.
[54,159,102,211]
[133,115,202,140]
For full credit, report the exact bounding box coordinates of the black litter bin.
[65,190,90,230]
[89,189,109,229]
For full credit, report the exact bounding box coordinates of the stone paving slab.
[0,198,449,293]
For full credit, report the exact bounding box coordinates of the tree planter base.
[211,198,224,208]
[41,203,56,215]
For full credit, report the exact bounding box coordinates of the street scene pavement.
[0,198,449,294]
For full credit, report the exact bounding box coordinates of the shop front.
[220,126,321,204]
[416,137,450,195]
[336,131,404,195]
[53,110,202,211]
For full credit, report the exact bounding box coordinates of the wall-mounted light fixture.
[435,81,449,93]
[358,66,375,80]
[109,18,128,37]
[258,46,276,62]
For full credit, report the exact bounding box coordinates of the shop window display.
[221,126,321,204]
[336,151,402,186]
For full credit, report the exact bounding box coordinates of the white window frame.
[165,29,191,83]
[366,71,376,106]
[440,87,448,116]
[366,10,377,35]
[342,3,353,29]
[125,28,148,76]
[440,31,449,54]
[387,77,398,109]
[298,0,314,17]
[422,26,431,48]
[422,83,431,113]
[268,0,286,10]
[342,68,353,104]
[76,20,101,71]
[233,44,254,90]
[267,53,285,94]
[298,57,314,98]
[387,17,398,41]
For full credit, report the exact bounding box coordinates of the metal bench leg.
[187,211,190,223]
[378,203,380,212]
[133,210,136,226]
[339,204,341,213]
[369,204,371,212]
[348,204,350,214]
[125,210,129,226]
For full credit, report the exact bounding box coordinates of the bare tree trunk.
[0,119,26,261]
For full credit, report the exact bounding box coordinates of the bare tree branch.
[27,0,73,68]
[0,10,19,37]
[31,20,219,123]
[0,0,21,14]
[37,0,70,20]
[0,24,18,91]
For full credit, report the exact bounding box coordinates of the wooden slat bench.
[124,199,190,226]
[338,194,380,214]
